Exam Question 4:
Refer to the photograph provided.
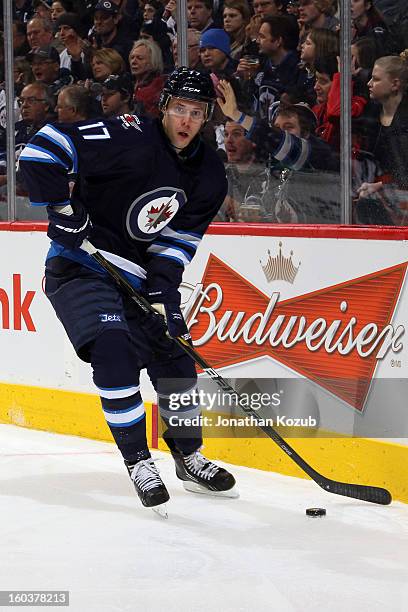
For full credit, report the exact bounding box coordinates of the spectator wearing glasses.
[27,45,74,96]
[129,39,166,117]
[172,29,203,70]
[101,73,134,116]
[0,82,55,190]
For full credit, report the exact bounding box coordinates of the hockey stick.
[81,240,392,506]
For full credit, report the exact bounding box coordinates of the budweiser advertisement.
[180,236,408,438]
[0,230,407,439]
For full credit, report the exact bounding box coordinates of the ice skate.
[125,458,170,517]
[171,449,239,498]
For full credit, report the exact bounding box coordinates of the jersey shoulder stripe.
[36,124,78,171]
[19,144,67,167]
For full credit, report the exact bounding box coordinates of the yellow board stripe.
[1,382,408,503]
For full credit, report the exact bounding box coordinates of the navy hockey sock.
[99,388,150,463]
[91,330,150,462]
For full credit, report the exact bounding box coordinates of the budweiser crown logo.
[260,242,300,284]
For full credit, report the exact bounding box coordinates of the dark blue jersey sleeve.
[19,123,78,207]
[19,117,149,208]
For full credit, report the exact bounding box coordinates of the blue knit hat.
[199,29,231,57]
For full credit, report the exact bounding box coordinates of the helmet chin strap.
[171,143,185,154]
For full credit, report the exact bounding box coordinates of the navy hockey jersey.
[19,114,228,294]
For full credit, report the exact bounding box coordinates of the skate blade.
[151,503,168,519]
[183,481,240,499]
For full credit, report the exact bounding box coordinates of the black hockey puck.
[306,507,326,517]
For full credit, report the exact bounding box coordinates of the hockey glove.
[146,288,191,341]
[47,201,91,250]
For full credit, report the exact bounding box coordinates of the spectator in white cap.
[199,28,238,75]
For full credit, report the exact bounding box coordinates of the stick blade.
[320,479,392,505]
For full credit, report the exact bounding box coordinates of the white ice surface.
[1,424,408,612]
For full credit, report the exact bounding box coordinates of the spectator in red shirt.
[129,39,166,117]
[313,54,367,152]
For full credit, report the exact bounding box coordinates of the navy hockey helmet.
[159,67,216,122]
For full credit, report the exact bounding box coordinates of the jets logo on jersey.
[120,113,142,132]
[126,187,187,241]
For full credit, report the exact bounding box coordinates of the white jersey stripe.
[103,402,145,426]
[37,125,75,161]
[161,227,201,247]
[147,244,191,266]
[96,384,140,399]
[98,249,147,280]
[19,146,57,163]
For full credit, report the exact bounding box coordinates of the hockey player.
[19,67,236,512]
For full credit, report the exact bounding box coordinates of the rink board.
[0,223,408,502]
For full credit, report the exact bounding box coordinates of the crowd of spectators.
[0,0,408,224]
